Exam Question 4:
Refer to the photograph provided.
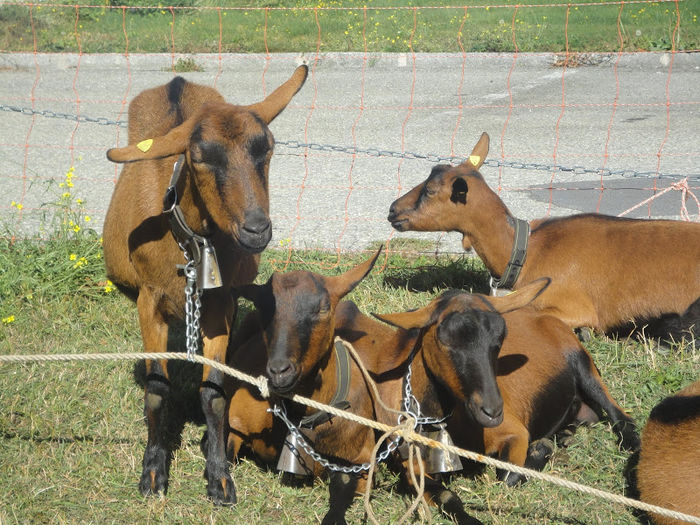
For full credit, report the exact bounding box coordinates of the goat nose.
[243,208,271,235]
[481,404,503,421]
[387,203,397,220]
[266,359,298,393]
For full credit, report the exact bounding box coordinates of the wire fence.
[1,1,699,265]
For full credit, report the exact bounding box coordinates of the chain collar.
[269,403,401,474]
[400,340,452,428]
[163,155,222,360]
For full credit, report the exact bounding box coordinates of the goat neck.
[456,172,521,281]
[170,157,214,239]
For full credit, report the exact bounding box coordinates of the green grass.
[1,230,698,524]
[1,0,698,54]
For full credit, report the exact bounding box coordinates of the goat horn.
[247,65,309,124]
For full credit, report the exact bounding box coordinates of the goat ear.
[488,277,550,314]
[234,283,264,303]
[460,132,489,170]
[106,117,196,163]
[372,302,437,330]
[325,245,383,302]
[247,65,308,124]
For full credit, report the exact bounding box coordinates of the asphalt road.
[1,51,698,252]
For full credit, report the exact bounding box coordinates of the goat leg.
[568,350,640,451]
[200,293,236,505]
[136,290,171,497]
[321,471,359,525]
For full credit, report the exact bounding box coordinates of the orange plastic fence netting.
[1,1,699,270]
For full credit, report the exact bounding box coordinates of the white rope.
[1,350,699,525]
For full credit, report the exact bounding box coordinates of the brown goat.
[226,254,550,525]
[387,132,700,339]
[102,65,308,504]
[634,380,700,525]
[379,292,640,486]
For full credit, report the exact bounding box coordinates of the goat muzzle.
[237,208,272,254]
[387,204,409,231]
[469,397,504,428]
[266,360,299,394]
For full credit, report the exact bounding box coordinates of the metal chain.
[3,102,697,181]
[401,363,450,427]
[277,139,699,182]
[269,403,402,474]
[0,103,127,127]
[182,254,202,361]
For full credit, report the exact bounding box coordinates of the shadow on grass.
[383,257,490,295]
[130,302,256,473]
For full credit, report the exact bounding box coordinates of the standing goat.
[226,251,549,524]
[633,380,700,525]
[379,291,640,486]
[387,132,700,338]
[103,65,308,504]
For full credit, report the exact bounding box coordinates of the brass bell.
[422,424,463,474]
[276,429,316,476]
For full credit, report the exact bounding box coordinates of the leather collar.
[299,339,352,429]
[489,217,530,294]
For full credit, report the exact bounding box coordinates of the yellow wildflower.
[84,216,91,222]
[2,315,15,324]
[69,253,77,261]
[104,280,115,293]
[16,203,23,210]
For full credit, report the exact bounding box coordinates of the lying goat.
[634,380,700,525]
[387,132,700,339]
[378,291,640,486]
[103,65,308,504]
[226,251,549,525]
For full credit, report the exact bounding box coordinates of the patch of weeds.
[171,57,204,73]
[1,164,114,330]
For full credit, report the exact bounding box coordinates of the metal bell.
[197,240,223,290]
[422,424,463,474]
[276,429,316,476]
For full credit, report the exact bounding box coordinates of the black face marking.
[189,125,230,189]
[167,76,186,124]
[190,124,203,145]
[248,133,271,180]
[450,177,468,204]
[436,309,505,402]
[649,394,700,425]
[415,165,450,209]
[199,142,228,170]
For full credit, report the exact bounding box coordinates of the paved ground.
[1,52,698,253]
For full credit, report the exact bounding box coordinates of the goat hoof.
[320,514,348,525]
[139,468,168,497]
[614,421,641,451]
[497,468,526,487]
[207,474,237,506]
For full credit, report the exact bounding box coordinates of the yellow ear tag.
[468,155,481,166]
[136,139,153,153]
